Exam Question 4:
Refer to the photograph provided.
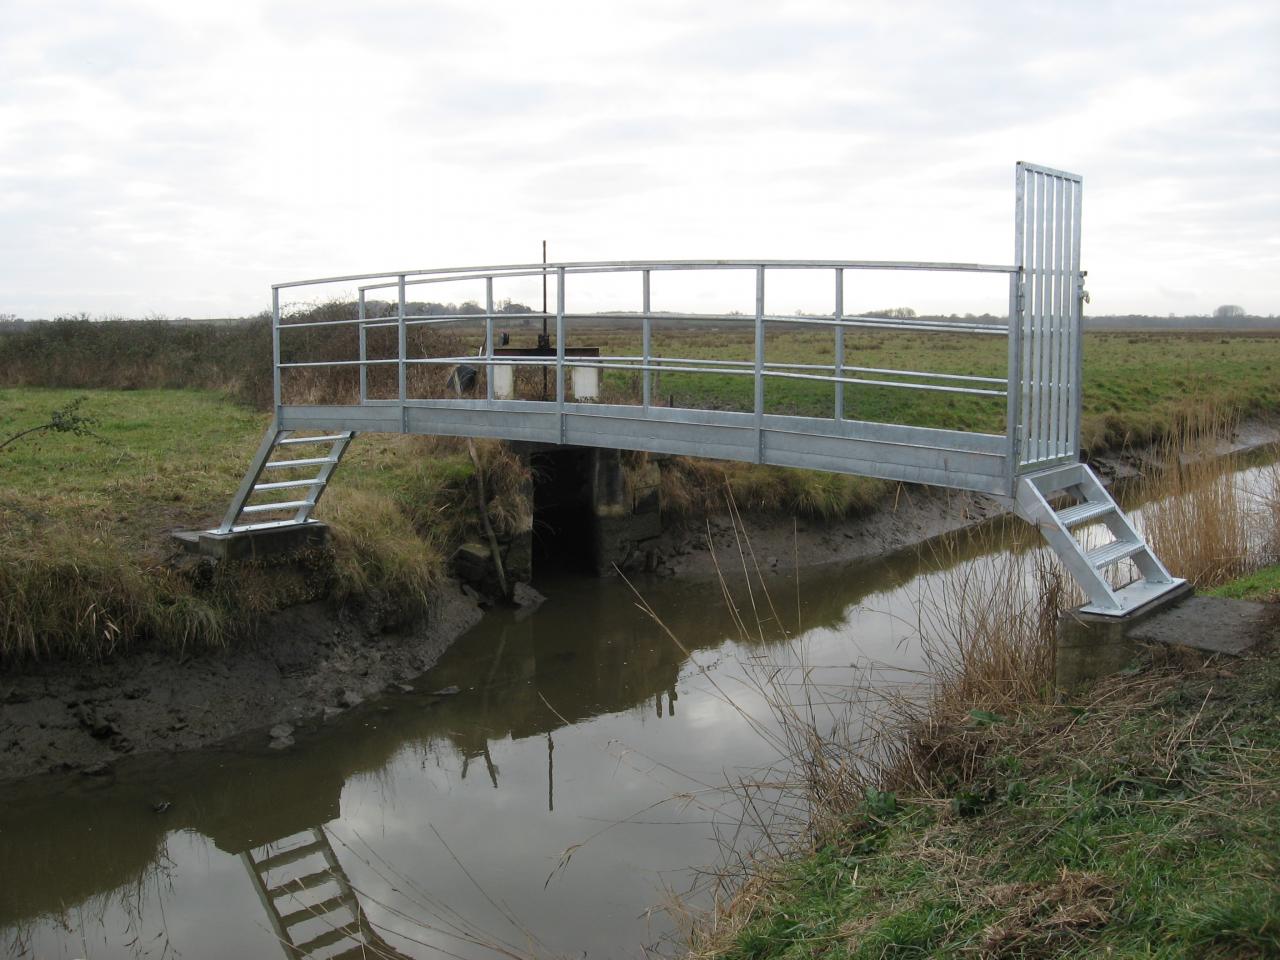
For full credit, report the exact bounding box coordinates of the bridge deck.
[280,401,1011,496]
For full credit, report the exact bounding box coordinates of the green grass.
[700,640,1280,959]
[0,388,481,663]
[582,327,1280,456]
[1207,564,1280,603]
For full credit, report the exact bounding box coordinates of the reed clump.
[1137,407,1259,588]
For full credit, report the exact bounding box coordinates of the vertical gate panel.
[1015,162,1082,470]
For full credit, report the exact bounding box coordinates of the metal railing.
[265,163,1083,496]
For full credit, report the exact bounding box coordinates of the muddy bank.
[649,419,1280,582]
[0,584,486,782]
[3,420,1275,784]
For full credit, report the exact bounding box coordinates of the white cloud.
[1,0,1276,317]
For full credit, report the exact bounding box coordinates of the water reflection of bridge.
[0,516,1008,940]
[243,826,413,960]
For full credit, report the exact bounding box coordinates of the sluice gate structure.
[208,162,1183,617]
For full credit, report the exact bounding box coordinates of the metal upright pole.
[642,269,651,410]
[1070,179,1084,460]
[485,276,495,401]
[397,274,407,430]
[271,287,282,415]
[556,266,566,442]
[1006,164,1026,490]
[754,266,765,463]
[833,268,844,422]
[542,240,549,401]
[357,289,367,403]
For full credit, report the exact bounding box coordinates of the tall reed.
[1138,408,1256,588]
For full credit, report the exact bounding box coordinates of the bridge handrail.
[271,258,1018,291]
[266,162,1084,488]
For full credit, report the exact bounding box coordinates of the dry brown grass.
[1138,408,1263,588]
[655,455,888,522]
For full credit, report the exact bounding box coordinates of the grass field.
[1,325,1277,663]
[696,639,1280,959]
[575,326,1280,455]
[0,388,481,662]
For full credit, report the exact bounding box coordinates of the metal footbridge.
[213,162,1183,616]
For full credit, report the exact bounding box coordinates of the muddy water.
[2,458,1274,959]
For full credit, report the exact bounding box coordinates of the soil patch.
[0,583,483,782]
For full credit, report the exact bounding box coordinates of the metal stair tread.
[276,433,350,445]
[240,500,310,514]
[253,478,324,491]
[267,868,337,897]
[294,921,363,954]
[227,518,323,533]
[255,840,326,874]
[264,456,336,469]
[280,893,354,928]
[1055,500,1114,528]
[1086,539,1145,569]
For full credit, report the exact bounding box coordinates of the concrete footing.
[173,522,330,562]
[1055,582,1274,690]
[588,449,662,575]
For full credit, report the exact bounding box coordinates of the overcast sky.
[2,0,1277,319]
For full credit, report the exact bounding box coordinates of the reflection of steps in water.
[241,826,410,960]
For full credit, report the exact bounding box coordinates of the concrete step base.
[173,522,329,561]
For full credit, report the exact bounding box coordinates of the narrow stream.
[2,456,1274,959]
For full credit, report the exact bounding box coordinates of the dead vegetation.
[677,434,1280,959]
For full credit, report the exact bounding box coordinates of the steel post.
[754,266,765,463]
[398,274,407,431]
[834,268,844,422]
[642,269,651,410]
[358,290,367,403]
[556,266,566,442]
[485,276,494,402]
[272,287,281,413]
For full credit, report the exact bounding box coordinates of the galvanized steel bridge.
[211,162,1183,616]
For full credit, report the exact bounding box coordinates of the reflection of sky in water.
[4,458,1274,959]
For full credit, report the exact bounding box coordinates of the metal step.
[1085,539,1145,570]
[264,456,336,470]
[276,434,349,445]
[253,478,323,492]
[268,868,337,898]
[280,893,354,928]
[227,518,325,534]
[1080,577,1190,617]
[239,500,311,515]
[294,921,362,955]
[255,840,326,874]
[1055,500,1114,528]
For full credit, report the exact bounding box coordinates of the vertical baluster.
[1009,164,1026,480]
[357,289,367,404]
[1029,171,1043,463]
[1070,177,1084,457]
[1037,171,1051,463]
[485,276,494,402]
[272,286,281,413]
[834,268,844,422]
[754,266,765,463]
[556,266,566,442]
[642,270,651,411]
